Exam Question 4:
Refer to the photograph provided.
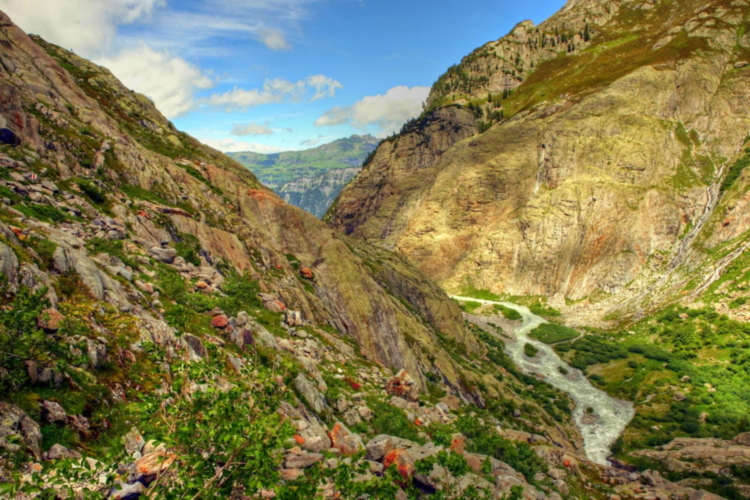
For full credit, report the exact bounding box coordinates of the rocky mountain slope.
[326,0,750,325]
[230,135,379,218]
[0,10,658,499]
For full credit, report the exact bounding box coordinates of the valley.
[1,0,750,498]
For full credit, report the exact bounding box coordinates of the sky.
[0,0,565,154]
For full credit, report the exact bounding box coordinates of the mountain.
[0,10,639,500]
[229,135,379,217]
[327,0,750,324]
[324,0,750,495]
[0,5,747,499]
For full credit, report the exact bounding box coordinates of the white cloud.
[0,0,165,56]
[202,138,284,154]
[307,75,343,101]
[204,76,342,111]
[315,86,430,136]
[97,44,214,118]
[258,29,292,51]
[300,135,324,147]
[231,123,274,136]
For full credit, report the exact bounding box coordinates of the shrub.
[529,323,579,344]
[524,343,539,357]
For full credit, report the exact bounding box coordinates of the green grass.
[493,304,522,320]
[529,323,579,344]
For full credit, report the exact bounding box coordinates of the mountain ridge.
[229,135,379,217]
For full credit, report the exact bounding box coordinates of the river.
[451,296,635,465]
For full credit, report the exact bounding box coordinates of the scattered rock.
[385,369,419,401]
[299,267,314,280]
[46,443,82,460]
[148,246,177,264]
[365,435,394,461]
[294,373,327,415]
[134,451,176,480]
[40,400,67,424]
[123,427,145,456]
[211,315,229,329]
[37,308,64,331]
[328,422,364,456]
[0,402,42,458]
[284,450,324,469]
[383,448,415,480]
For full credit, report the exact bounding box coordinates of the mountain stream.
[451,296,635,465]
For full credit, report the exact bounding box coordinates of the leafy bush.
[77,179,107,204]
[524,343,539,357]
[529,323,579,344]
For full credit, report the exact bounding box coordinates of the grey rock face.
[0,402,42,457]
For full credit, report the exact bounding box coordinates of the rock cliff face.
[328,0,750,321]
[0,11,481,395]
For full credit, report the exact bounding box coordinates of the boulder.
[328,422,364,456]
[46,443,82,460]
[0,241,19,289]
[299,267,314,280]
[264,300,287,313]
[0,402,42,457]
[383,448,415,480]
[110,481,145,499]
[37,308,64,331]
[211,315,229,329]
[285,309,303,326]
[365,435,394,461]
[40,399,67,424]
[297,420,332,453]
[183,334,208,360]
[134,451,176,481]
[284,451,324,469]
[148,246,177,264]
[294,373,327,415]
[123,427,145,456]
[385,369,419,401]
[734,432,750,446]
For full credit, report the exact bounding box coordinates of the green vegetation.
[457,299,482,314]
[16,204,69,223]
[555,335,627,371]
[523,343,539,357]
[529,323,579,344]
[494,304,522,320]
[229,135,379,187]
[720,147,750,194]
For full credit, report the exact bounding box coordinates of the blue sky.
[1,0,565,153]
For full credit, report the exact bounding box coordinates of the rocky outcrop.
[0,9,481,392]
[328,0,750,322]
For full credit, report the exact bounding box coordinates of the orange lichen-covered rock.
[37,308,64,331]
[383,449,415,480]
[134,452,175,479]
[211,315,229,329]
[328,422,364,456]
[299,267,314,280]
[385,369,419,401]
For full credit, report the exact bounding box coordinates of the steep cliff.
[328,0,750,322]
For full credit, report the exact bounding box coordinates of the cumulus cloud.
[0,0,164,56]
[97,44,214,118]
[258,29,292,51]
[231,123,274,136]
[315,86,430,136]
[201,138,284,154]
[204,76,342,111]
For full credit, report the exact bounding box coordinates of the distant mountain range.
[228,135,379,218]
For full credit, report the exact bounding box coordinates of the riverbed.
[452,296,635,465]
